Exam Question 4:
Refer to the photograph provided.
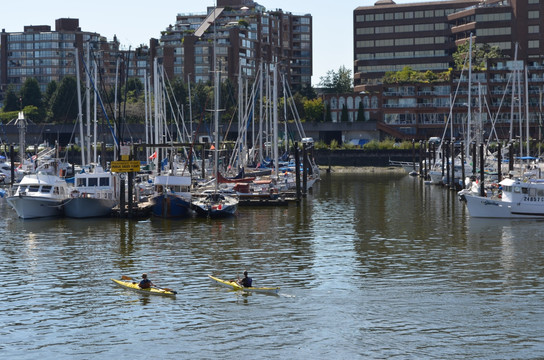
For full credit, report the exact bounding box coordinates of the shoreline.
[320,166,407,174]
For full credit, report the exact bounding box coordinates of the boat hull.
[208,275,280,294]
[6,196,64,219]
[64,197,116,218]
[151,194,192,218]
[111,279,176,296]
[461,189,544,218]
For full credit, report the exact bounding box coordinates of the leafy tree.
[50,76,79,123]
[303,98,324,122]
[340,103,349,122]
[44,81,58,109]
[325,103,332,122]
[453,41,503,71]
[319,65,353,93]
[356,101,366,122]
[2,86,20,112]
[20,78,42,109]
[299,84,317,100]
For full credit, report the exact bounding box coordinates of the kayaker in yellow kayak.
[139,273,155,289]
[236,270,252,287]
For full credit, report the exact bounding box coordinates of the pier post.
[450,140,455,189]
[294,142,301,201]
[302,143,308,197]
[201,145,206,180]
[497,143,502,181]
[120,173,126,218]
[472,143,477,175]
[508,143,514,176]
[461,142,466,189]
[445,141,450,187]
[411,139,416,173]
[441,143,445,180]
[479,143,485,197]
[10,145,14,186]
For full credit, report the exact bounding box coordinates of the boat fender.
[71,190,79,198]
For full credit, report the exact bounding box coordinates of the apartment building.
[354,0,479,89]
[0,19,118,94]
[157,0,312,90]
[352,0,544,142]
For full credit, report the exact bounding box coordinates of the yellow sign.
[110,160,140,173]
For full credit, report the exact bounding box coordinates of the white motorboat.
[192,191,238,218]
[459,177,544,218]
[6,173,70,219]
[63,164,119,218]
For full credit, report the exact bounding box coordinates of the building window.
[528,11,539,19]
[356,28,374,35]
[528,40,539,49]
[375,26,394,34]
[529,25,539,34]
[356,40,375,48]
[395,25,414,33]
[365,14,374,21]
[395,38,414,46]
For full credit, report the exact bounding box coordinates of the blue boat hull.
[151,194,192,218]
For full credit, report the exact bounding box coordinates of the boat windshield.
[41,185,52,193]
[28,185,40,192]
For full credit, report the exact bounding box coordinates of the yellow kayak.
[208,274,280,295]
[111,278,177,296]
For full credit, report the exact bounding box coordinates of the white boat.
[63,164,119,218]
[192,191,238,218]
[6,173,70,219]
[459,177,544,218]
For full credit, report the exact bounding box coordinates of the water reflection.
[1,173,543,359]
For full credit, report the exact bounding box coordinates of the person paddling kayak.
[237,270,252,287]
[139,273,155,289]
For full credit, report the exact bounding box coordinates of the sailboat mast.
[75,47,86,166]
[273,65,279,179]
[213,4,219,192]
[86,42,91,166]
[93,60,98,163]
[467,34,472,148]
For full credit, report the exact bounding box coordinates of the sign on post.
[110,160,140,173]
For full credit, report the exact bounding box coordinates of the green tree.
[50,76,79,123]
[20,78,42,109]
[453,41,503,71]
[2,86,20,112]
[340,103,349,122]
[319,65,353,93]
[299,84,317,100]
[44,81,58,108]
[325,103,332,122]
[356,101,366,122]
[303,98,324,122]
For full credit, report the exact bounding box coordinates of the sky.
[0,0,437,86]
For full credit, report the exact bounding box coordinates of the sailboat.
[192,5,238,218]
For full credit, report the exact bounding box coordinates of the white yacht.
[6,173,70,219]
[63,164,119,218]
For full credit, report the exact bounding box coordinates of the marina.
[1,171,543,359]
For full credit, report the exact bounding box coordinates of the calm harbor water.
[1,171,543,359]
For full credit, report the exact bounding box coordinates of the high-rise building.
[156,0,312,90]
[0,19,118,94]
[352,0,544,141]
[354,0,479,89]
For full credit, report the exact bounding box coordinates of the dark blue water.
[1,171,543,359]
